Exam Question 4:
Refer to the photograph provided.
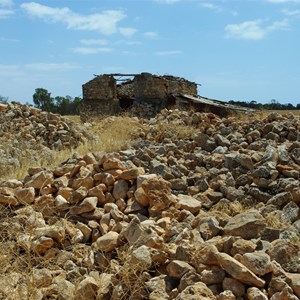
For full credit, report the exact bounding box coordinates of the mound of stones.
[0,102,90,176]
[0,108,300,299]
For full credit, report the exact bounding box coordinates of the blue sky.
[0,0,300,105]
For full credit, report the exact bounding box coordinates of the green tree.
[33,88,54,112]
[0,95,8,104]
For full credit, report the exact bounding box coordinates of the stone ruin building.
[80,72,254,121]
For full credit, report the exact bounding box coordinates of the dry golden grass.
[211,200,246,216]
[264,211,286,229]
[1,114,145,181]
[230,109,300,122]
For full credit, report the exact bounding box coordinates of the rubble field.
[0,106,300,299]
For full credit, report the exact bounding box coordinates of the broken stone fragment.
[24,170,54,190]
[69,196,98,215]
[224,211,266,239]
[14,187,35,204]
[166,260,196,279]
[74,276,99,300]
[175,194,202,214]
[93,231,120,252]
[215,252,265,287]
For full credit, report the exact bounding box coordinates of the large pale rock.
[287,273,300,297]
[14,187,35,204]
[270,287,299,300]
[69,197,98,215]
[134,187,150,206]
[216,252,265,287]
[200,266,225,285]
[97,273,114,299]
[238,251,273,276]
[128,245,152,272]
[112,179,129,200]
[32,236,54,255]
[216,290,236,300]
[120,167,145,180]
[0,194,19,205]
[194,244,219,265]
[224,211,266,239]
[103,157,126,171]
[175,282,216,300]
[178,271,202,292]
[223,277,245,298]
[267,239,300,272]
[34,225,65,243]
[25,170,53,189]
[74,276,99,300]
[32,268,53,288]
[198,216,220,240]
[247,287,268,300]
[175,194,202,214]
[53,279,75,300]
[142,177,174,212]
[167,260,195,279]
[93,231,120,252]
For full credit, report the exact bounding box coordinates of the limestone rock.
[167,260,195,279]
[247,287,268,300]
[216,252,265,287]
[238,251,273,276]
[93,231,120,252]
[175,282,216,300]
[74,276,99,300]
[224,211,266,239]
[175,194,202,214]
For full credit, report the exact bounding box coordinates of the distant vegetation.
[1,90,300,114]
[32,88,82,115]
[229,99,300,110]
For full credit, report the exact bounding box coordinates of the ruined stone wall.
[82,75,117,100]
[81,75,120,121]
[133,73,167,105]
[165,76,197,96]
[81,72,199,120]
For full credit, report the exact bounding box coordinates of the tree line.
[228,99,300,110]
[1,89,300,114]
[0,88,82,115]
[32,88,82,115]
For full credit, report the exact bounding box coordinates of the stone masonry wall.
[165,76,197,96]
[81,75,120,121]
[81,72,198,120]
[133,73,167,105]
[82,75,117,100]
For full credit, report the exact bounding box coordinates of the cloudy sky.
[1,0,300,104]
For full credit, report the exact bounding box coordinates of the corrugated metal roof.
[177,94,257,113]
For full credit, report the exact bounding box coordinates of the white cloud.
[0,37,19,42]
[155,50,182,55]
[282,8,300,15]
[0,0,13,7]
[0,8,13,18]
[72,47,112,55]
[225,19,290,40]
[0,0,14,18]
[25,63,79,71]
[144,31,158,38]
[0,64,22,77]
[21,2,126,35]
[155,0,180,4]
[268,0,300,3]
[200,3,222,12]
[80,39,108,46]
[119,27,138,37]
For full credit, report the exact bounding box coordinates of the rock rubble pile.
[0,103,90,177]
[0,108,300,299]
